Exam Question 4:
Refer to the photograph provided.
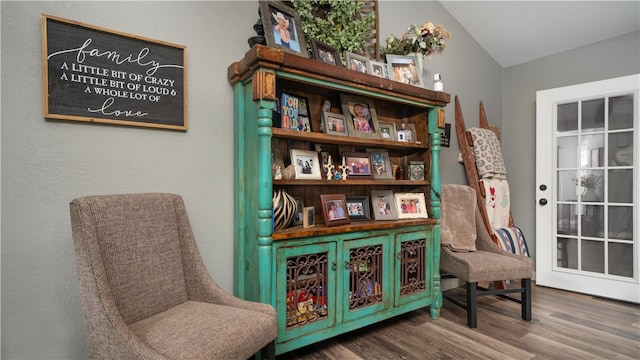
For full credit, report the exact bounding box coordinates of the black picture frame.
[346,196,371,221]
[260,1,309,57]
[311,39,341,66]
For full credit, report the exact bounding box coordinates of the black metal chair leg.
[466,282,478,328]
[522,278,532,321]
[257,340,275,360]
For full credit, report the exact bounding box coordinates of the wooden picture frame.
[280,93,311,131]
[290,149,322,179]
[366,148,394,180]
[42,15,187,130]
[367,60,390,79]
[271,138,285,177]
[378,122,397,141]
[260,1,309,57]
[371,190,398,220]
[311,39,341,66]
[385,54,424,87]
[322,112,349,136]
[343,152,373,179]
[346,196,371,220]
[395,192,429,219]
[320,194,350,227]
[339,94,381,139]
[344,51,369,74]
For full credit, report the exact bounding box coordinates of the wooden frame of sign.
[42,14,188,130]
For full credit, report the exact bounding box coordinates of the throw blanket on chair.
[467,127,507,179]
[480,178,511,229]
[494,226,530,257]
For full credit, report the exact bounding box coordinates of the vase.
[582,187,599,202]
[272,189,297,230]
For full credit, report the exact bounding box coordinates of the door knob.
[539,198,548,205]
[539,184,547,191]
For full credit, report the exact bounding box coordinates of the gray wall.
[1,0,637,358]
[502,30,640,259]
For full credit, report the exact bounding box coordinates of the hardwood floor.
[278,283,640,359]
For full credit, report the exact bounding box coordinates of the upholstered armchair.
[69,193,277,359]
[440,185,533,328]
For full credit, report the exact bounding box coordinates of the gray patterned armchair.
[70,193,277,359]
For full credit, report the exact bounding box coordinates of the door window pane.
[609,206,633,240]
[557,204,577,236]
[558,170,579,201]
[582,240,604,273]
[557,136,578,168]
[557,237,577,269]
[581,205,604,238]
[582,98,605,132]
[557,102,578,132]
[609,132,633,166]
[608,242,634,277]
[608,169,633,203]
[609,94,634,130]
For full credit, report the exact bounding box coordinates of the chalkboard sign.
[42,14,187,130]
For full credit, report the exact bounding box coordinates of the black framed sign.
[42,14,187,130]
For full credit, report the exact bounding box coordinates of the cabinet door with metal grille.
[395,230,431,306]
[276,242,337,341]
[342,235,390,322]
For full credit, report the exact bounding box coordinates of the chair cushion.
[129,301,277,360]
[441,185,477,252]
[440,247,534,283]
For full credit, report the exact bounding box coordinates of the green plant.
[292,0,376,65]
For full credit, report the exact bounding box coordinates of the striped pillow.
[494,226,530,257]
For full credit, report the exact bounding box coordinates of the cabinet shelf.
[272,219,435,241]
[274,179,428,186]
[273,128,427,150]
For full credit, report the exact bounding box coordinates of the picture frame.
[339,94,381,139]
[292,198,304,226]
[396,123,417,143]
[303,206,315,228]
[367,60,390,79]
[345,196,371,221]
[344,51,369,74]
[280,93,311,132]
[395,192,429,219]
[378,122,397,141]
[343,152,373,179]
[260,1,309,57]
[371,190,398,221]
[322,112,349,136]
[385,54,424,87]
[317,144,340,179]
[271,138,285,177]
[366,148,394,180]
[311,39,341,66]
[320,194,350,227]
[290,149,322,179]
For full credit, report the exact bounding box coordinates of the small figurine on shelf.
[434,73,443,92]
[324,155,335,180]
[339,157,349,180]
[274,165,282,180]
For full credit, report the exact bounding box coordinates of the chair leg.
[466,282,478,328]
[522,278,532,321]
[257,340,275,360]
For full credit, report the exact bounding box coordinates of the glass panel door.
[536,75,638,303]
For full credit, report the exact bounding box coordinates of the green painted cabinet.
[228,45,450,355]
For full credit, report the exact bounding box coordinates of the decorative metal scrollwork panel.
[348,245,383,309]
[285,253,329,328]
[400,239,426,296]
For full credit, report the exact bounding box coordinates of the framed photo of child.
[339,94,381,139]
[260,1,309,58]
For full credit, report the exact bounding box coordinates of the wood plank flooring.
[278,283,640,359]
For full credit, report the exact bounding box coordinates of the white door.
[536,74,639,303]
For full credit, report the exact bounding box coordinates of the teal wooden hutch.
[228,45,450,355]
